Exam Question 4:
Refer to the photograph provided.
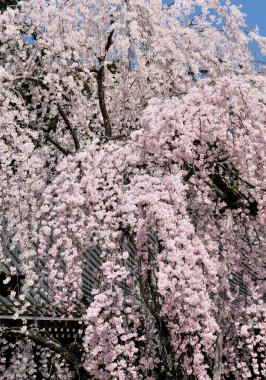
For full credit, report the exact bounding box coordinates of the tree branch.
[96,66,112,137]
[105,29,114,53]
[94,29,115,138]
[2,329,91,379]
[45,133,70,156]
[13,76,49,91]
[13,76,80,152]
[3,329,75,366]
[57,104,80,151]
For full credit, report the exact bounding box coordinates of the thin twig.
[215,161,266,192]
[13,76,49,91]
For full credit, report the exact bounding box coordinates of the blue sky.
[163,1,266,36]
[233,0,266,36]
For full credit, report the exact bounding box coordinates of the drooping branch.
[213,287,226,380]
[213,332,224,380]
[123,227,175,377]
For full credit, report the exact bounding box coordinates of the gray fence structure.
[0,233,261,323]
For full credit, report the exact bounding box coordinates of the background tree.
[0,0,265,379]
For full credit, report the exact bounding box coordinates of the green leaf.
[82,81,90,96]
[229,180,239,192]
[107,62,117,74]
[48,115,59,131]
[207,141,218,150]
